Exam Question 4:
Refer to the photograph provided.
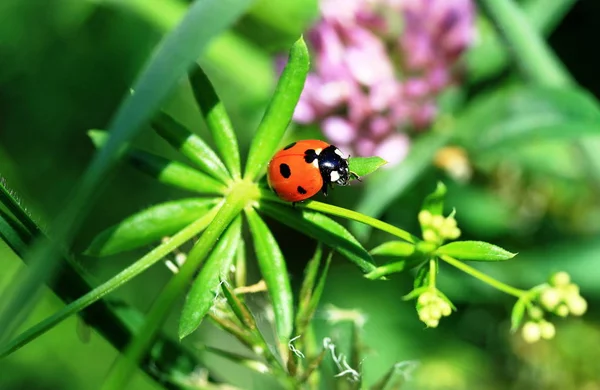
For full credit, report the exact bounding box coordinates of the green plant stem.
[480,0,572,87]
[0,205,221,358]
[102,183,253,390]
[260,190,419,244]
[429,259,436,288]
[439,255,525,298]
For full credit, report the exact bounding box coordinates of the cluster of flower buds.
[416,290,452,328]
[539,271,587,317]
[521,272,587,343]
[418,210,461,243]
[293,0,475,165]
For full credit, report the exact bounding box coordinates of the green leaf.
[414,262,429,289]
[178,216,241,339]
[221,279,257,331]
[304,252,332,326]
[348,156,387,178]
[510,297,527,333]
[364,253,426,280]
[189,64,242,179]
[402,286,429,301]
[456,86,600,154]
[152,112,231,183]
[129,150,227,194]
[351,130,452,240]
[370,241,415,257]
[85,198,218,257]
[298,244,323,313]
[258,202,376,273]
[244,208,293,343]
[421,182,447,216]
[244,37,310,181]
[437,241,516,261]
[89,130,227,194]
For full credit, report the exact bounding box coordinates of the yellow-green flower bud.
[566,295,587,316]
[539,321,556,340]
[418,210,433,227]
[426,318,439,328]
[423,229,438,243]
[522,321,541,344]
[418,291,436,306]
[446,227,461,240]
[528,305,544,320]
[555,304,569,317]
[550,271,571,287]
[540,287,561,310]
[431,215,445,230]
[440,301,452,317]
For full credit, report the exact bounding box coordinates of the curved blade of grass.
[189,64,241,179]
[421,182,447,216]
[244,207,293,343]
[258,202,376,273]
[0,204,222,358]
[351,130,452,240]
[89,130,227,194]
[85,198,218,257]
[0,0,253,345]
[179,216,241,339]
[152,112,231,183]
[243,36,309,181]
[481,0,572,86]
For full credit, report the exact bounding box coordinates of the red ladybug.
[267,140,353,202]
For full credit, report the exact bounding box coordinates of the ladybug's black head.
[317,145,350,186]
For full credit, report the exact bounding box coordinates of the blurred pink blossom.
[293,0,475,165]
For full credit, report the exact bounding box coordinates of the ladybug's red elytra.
[267,140,354,202]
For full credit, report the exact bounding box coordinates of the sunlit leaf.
[244,37,310,181]
[370,241,416,257]
[152,111,231,183]
[259,202,376,273]
[245,208,293,343]
[189,64,241,179]
[421,182,446,216]
[178,216,241,339]
[85,198,218,257]
[348,156,387,178]
[437,241,516,261]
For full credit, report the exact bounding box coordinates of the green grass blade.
[152,111,231,183]
[0,0,253,341]
[178,216,241,339]
[259,202,376,273]
[85,198,218,257]
[244,207,293,344]
[189,64,242,179]
[243,36,310,181]
[0,205,221,358]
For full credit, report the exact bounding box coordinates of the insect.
[267,140,357,202]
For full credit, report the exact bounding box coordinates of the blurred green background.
[2,0,600,389]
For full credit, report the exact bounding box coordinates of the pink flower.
[292,0,475,165]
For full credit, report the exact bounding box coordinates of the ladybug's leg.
[321,181,329,197]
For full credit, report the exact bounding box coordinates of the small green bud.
[429,306,442,320]
[418,210,433,227]
[418,291,436,306]
[446,227,461,240]
[555,304,569,317]
[425,318,439,328]
[423,229,438,243]
[539,321,556,340]
[540,287,561,310]
[440,301,452,317]
[528,305,544,320]
[443,217,457,230]
[431,215,445,230]
[563,283,580,296]
[566,295,587,316]
[521,321,541,344]
[550,271,571,287]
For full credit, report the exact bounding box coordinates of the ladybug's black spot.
[304,149,318,164]
[279,163,291,178]
[297,186,307,195]
[283,142,297,150]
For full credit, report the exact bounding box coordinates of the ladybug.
[267,140,355,202]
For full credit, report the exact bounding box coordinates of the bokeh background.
[1,0,600,389]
